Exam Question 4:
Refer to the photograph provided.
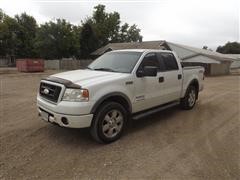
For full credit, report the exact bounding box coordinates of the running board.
[132,101,180,120]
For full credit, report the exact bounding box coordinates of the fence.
[0,58,16,67]
[44,60,60,70]
[44,59,93,70]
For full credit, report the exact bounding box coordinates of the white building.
[227,54,240,69]
[91,40,237,75]
[167,42,235,75]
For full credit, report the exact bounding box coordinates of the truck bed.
[181,66,204,97]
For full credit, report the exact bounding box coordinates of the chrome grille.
[39,82,62,103]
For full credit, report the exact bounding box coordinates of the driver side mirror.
[136,66,158,77]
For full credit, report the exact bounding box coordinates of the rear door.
[156,52,182,104]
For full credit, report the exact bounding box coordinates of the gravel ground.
[0,68,239,179]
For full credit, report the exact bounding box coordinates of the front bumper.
[38,106,93,128]
[37,94,94,128]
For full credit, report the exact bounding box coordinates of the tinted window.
[156,53,167,71]
[88,51,142,73]
[160,53,179,70]
[139,53,160,70]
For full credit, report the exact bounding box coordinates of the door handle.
[178,74,182,80]
[159,76,164,83]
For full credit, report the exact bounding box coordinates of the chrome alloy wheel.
[102,110,124,138]
[188,89,196,107]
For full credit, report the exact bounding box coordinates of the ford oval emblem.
[43,88,49,94]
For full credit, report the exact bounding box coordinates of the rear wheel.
[90,102,127,143]
[180,86,197,110]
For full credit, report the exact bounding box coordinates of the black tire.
[90,101,128,143]
[180,85,197,110]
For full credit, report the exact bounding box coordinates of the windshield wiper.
[93,68,116,72]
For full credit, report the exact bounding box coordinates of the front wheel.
[180,86,197,110]
[90,102,127,143]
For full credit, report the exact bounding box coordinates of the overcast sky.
[0,0,239,49]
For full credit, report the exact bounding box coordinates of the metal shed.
[228,54,240,69]
[167,42,235,75]
[91,40,236,76]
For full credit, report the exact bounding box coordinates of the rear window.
[159,53,179,71]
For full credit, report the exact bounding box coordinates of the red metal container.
[16,59,44,72]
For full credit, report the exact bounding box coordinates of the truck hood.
[50,69,129,87]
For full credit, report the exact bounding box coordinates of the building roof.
[91,40,237,63]
[167,42,236,62]
[183,55,220,64]
[91,41,170,56]
[225,54,240,60]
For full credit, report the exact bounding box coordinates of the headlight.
[62,88,89,102]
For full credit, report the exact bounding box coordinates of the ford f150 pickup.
[37,49,204,143]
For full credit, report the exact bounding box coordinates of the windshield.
[88,51,142,73]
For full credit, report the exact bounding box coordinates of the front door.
[133,53,163,112]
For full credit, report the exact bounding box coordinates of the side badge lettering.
[136,95,145,101]
[125,81,133,85]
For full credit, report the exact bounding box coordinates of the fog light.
[49,116,55,122]
[61,117,69,125]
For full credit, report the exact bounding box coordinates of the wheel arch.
[90,92,132,114]
[186,79,199,99]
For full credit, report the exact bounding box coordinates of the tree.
[91,5,121,46]
[216,42,240,54]
[118,23,142,42]
[118,23,129,42]
[91,5,142,44]
[34,19,80,59]
[202,46,208,50]
[0,11,38,58]
[0,9,4,22]
[0,4,143,59]
[202,45,212,51]
[125,24,142,42]
[80,21,98,58]
[15,13,37,58]
[80,4,143,57]
[0,11,20,57]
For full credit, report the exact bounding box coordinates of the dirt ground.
[0,68,239,179]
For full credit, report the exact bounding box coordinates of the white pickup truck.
[37,49,204,143]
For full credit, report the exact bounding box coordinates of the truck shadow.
[126,106,180,135]
[43,106,180,147]
[46,125,94,144]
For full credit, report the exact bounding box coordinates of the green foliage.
[80,4,142,57]
[125,24,142,42]
[92,5,142,44]
[0,11,20,57]
[34,19,80,59]
[0,4,143,59]
[202,46,208,50]
[118,23,142,43]
[15,13,37,58]
[80,21,98,58]
[92,5,120,45]
[216,42,240,54]
[0,9,4,23]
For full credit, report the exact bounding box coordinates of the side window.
[160,53,179,71]
[156,53,167,72]
[139,53,160,70]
